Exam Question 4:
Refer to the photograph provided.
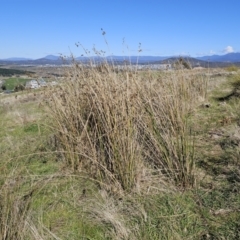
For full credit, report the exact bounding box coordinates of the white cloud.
[223,46,234,53]
[195,50,215,57]
[210,50,216,55]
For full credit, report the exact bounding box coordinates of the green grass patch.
[3,77,29,90]
[23,123,39,133]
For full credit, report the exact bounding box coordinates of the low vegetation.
[0,61,239,239]
[0,68,33,77]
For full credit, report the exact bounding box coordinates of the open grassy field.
[1,77,29,90]
[0,64,239,239]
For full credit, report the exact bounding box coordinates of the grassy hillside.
[0,65,239,239]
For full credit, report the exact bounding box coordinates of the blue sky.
[1,0,239,59]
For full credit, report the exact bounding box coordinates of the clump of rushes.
[47,59,208,192]
[47,61,142,192]
[139,70,205,188]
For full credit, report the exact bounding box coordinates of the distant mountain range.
[0,52,240,67]
[74,55,169,64]
[196,52,240,62]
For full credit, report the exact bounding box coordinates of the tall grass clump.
[138,71,205,188]
[47,62,143,192]
[47,60,208,192]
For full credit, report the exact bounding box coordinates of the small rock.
[202,103,211,108]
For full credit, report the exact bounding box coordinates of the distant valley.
[1,52,240,67]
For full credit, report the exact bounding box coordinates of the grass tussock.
[47,61,208,192]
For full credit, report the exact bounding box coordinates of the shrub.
[1,85,6,91]
[174,57,192,70]
[225,65,239,72]
[14,84,25,92]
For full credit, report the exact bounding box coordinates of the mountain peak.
[44,55,60,60]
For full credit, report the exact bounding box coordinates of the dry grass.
[0,168,41,240]
[46,61,208,192]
